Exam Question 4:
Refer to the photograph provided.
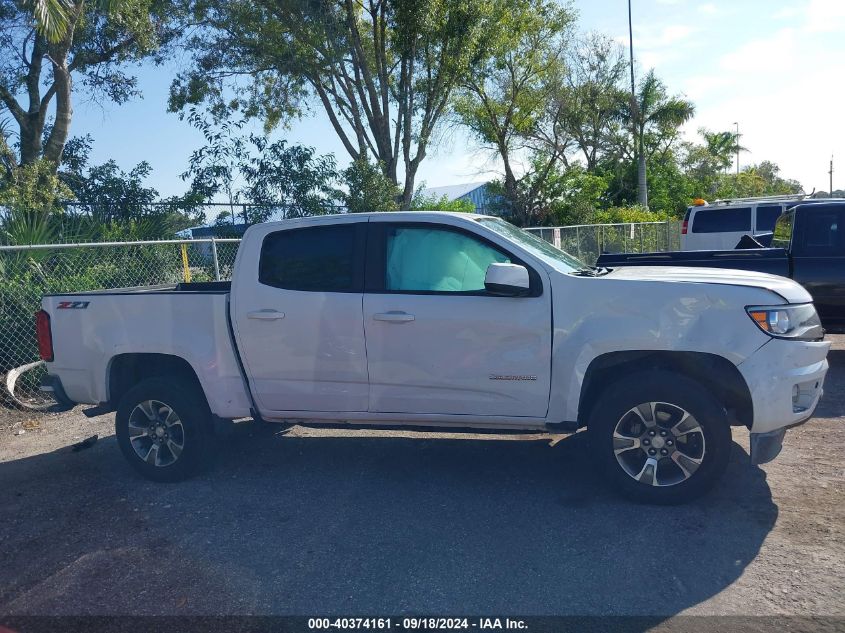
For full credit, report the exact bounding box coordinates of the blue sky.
[71,0,845,198]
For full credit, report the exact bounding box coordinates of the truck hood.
[603,266,812,304]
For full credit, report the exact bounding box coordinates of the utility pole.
[830,155,834,196]
[629,0,647,208]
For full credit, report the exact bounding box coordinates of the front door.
[363,221,552,418]
[231,220,369,413]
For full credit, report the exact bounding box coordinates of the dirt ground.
[0,337,843,619]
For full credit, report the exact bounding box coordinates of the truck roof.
[256,210,497,230]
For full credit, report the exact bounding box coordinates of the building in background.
[421,182,502,214]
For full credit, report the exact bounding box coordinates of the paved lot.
[0,337,843,618]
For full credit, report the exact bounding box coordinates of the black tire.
[587,370,731,504]
[115,376,213,482]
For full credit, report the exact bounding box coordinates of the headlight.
[746,304,824,341]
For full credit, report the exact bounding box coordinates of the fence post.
[180,243,192,283]
[211,238,221,281]
[576,226,582,261]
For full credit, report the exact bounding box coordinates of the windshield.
[475,217,587,273]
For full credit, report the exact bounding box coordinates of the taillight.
[681,220,688,235]
[35,310,54,362]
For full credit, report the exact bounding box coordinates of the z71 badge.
[57,301,90,309]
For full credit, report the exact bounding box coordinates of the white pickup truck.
[38,212,830,503]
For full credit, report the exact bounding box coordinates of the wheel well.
[578,351,753,429]
[108,354,203,408]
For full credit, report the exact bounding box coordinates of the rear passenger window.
[259,225,359,291]
[691,207,751,233]
[798,212,842,256]
[756,205,783,232]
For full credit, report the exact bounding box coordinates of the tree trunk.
[636,139,648,208]
[42,65,72,168]
[18,120,42,166]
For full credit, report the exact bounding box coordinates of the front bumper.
[738,337,830,464]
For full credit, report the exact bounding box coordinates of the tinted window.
[691,207,751,233]
[259,224,359,291]
[756,205,784,232]
[385,226,510,292]
[798,211,842,256]
[771,211,794,249]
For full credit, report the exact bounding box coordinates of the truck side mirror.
[485,263,530,296]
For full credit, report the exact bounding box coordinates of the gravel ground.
[0,337,843,619]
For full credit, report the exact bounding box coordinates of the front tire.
[587,370,731,504]
[115,376,213,482]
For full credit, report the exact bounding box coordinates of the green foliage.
[593,205,669,224]
[341,159,400,213]
[545,165,611,225]
[410,188,475,212]
[243,137,339,219]
[170,0,506,207]
[0,159,71,213]
[183,113,341,223]
[2,0,184,170]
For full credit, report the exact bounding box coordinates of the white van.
[681,195,806,251]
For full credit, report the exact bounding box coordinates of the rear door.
[362,219,552,419]
[791,207,845,329]
[685,206,752,250]
[231,219,369,413]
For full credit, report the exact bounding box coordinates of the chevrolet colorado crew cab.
[38,212,830,504]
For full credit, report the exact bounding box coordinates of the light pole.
[629,0,647,208]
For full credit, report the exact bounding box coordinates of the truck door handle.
[247,309,286,320]
[373,311,415,323]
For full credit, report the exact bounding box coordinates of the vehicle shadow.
[0,426,776,618]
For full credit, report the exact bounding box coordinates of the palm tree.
[628,70,695,207]
[700,129,747,173]
[26,0,121,42]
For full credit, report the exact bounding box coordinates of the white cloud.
[656,0,684,4]
[697,3,719,15]
[772,6,802,20]
[804,0,845,32]
[719,29,797,74]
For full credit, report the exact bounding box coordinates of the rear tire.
[587,370,731,504]
[115,376,213,482]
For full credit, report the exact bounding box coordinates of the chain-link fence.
[0,238,240,410]
[525,221,682,265]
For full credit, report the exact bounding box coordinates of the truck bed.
[42,286,251,419]
[596,248,790,277]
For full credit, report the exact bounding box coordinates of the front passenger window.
[385,227,510,292]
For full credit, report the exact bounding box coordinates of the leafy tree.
[242,137,339,219]
[182,115,340,224]
[170,0,503,209]
[58,143,204,238]
[0,0,181,172]
[410,186,475,212]
[545,164,611,226]
[559,33,628,171]
[454,0,574,224]
[341,158,399,213]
